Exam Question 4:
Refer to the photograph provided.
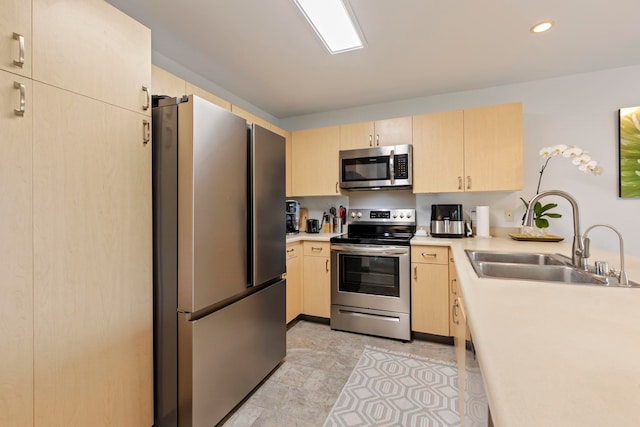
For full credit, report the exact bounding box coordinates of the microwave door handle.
[389,149,395,185]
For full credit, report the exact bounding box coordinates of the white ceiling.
[106,0,640,119]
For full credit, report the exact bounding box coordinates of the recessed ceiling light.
[530,21,555,34]
[293,0,364,54]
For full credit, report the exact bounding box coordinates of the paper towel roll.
[476,206,490,237]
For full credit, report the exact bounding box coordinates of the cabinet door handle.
[451,278,458,295]
[413,265,417,280]
[13,33,25,67]
[452,299,460,325]
[311,247,323,252]
[13,81,25,116]
[458,176,462,190]
[142,120,150,144]
[325,259,329,273]
[421,252,437,258]
[142,85,150,110]
[335,181,339,194]
[286,248,294,254]
[375,134,379,146]
[369,134,372,147]
[466,176,471,189]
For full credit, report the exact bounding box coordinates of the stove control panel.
[348,208,415,224]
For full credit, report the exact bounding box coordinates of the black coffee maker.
[430,204,465,238]
[286,200,300,234]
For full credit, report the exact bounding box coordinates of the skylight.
[293,0,364,54]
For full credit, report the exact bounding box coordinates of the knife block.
[299,208,308,232]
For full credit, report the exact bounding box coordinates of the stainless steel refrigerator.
[152,95,286,427]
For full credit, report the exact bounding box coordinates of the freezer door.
[178,95,248,313]
[177,280,286,427]
[249,124,286,286]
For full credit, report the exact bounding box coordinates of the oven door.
[331,244,410,314]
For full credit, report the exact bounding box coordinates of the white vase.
[521,225,548,237]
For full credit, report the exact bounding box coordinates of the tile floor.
[221,320,456,427]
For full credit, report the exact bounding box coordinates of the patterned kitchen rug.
[323,346,460,427]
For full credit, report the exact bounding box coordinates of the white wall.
[284,65,640,255]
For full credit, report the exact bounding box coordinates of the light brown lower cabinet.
[411,246,450,336]
[454,294,490,426]
[302,241,331,318]
[285,242,303,323]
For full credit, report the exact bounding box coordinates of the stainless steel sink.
[472,261,606,285]
[465,250,639,287]
[466,250,569,266]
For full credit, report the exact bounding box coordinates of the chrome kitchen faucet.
[523,190,586,269]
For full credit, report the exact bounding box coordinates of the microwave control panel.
[394,154,409,179]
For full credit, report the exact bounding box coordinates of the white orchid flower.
[563,147,583,158]
[571,154,591,165]
[539,147,553,158]
[579,160,600,174]
[550,144,568,156]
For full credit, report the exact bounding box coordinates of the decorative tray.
[508,233,564,242]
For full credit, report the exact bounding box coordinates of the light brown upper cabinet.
[0,0,32,78]
[188,82,231,111]
[413,102,523,193]
[151,64,186,98]
[231,105,271,128]
[340,116,412,150]
[291,125,341,196]
[413,110,465,193]
[463,103,523,191]
[33,0,151,115]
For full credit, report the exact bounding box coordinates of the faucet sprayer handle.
[582,237,591,259]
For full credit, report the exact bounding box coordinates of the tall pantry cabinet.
[0,65,34,427]
[1,0,153,426]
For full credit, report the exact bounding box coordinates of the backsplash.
[292,190,525,235]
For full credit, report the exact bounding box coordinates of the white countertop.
[286,232,342,243]
[413,236,640,427]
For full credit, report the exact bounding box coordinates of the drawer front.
[286,242,300,259]
[303,241,330,257]
[411,246,449,265]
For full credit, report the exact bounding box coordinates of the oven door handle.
[331,245,409,255]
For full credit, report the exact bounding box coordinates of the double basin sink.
[466,250,638,287]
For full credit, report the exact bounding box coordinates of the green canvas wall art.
[619,106,640,198]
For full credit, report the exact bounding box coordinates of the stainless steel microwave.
[339,144,412,190]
